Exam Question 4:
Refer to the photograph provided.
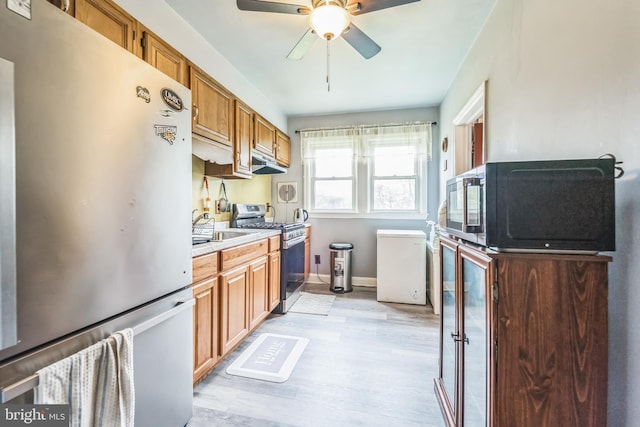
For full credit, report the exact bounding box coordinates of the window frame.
[302,123,431,219]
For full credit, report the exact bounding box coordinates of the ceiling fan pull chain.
[326,38,331,92]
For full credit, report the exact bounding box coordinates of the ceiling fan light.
[309,4,351,40]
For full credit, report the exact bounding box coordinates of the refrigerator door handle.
[0,298,195,403]
[132,299,194,336]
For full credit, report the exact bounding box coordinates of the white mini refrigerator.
[376,230,427,305]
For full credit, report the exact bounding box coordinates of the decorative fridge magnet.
[160,88,184,111]
[154,124,177,145]
[7,0,31,19]
[136,86,151,103]
[441,136,448,153]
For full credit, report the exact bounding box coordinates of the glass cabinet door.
[461,255,489,427]
[440,243,457,413]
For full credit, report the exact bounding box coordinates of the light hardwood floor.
[188,283,445,427]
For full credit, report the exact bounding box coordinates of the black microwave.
[445,158,616,253]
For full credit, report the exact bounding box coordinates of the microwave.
[445,158,616,253]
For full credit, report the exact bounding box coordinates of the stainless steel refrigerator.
[0,1,194,425]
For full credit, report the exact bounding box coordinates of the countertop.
[192,228,281,258]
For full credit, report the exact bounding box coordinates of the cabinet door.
[459,247,492,427]
[75,0,139,56]
[268,251,281,311]
[234,100,254,177]
[190,67,234,147]
[494,256,609,427]
[436,238,459,426]
[254,114,275,158]
[249,256,269,330]
[141,30,186,84]
[275,130,291,167]
[192,277,218,384]
[220,266,250,355]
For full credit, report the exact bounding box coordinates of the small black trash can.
[329,243,354,293]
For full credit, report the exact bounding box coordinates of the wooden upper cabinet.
[189,66,234,147]
[46,0,75,15]
[141,29,186,84]
[233,100,254,177]
[75,0,139,56]
[253,114,276,158]
[275,130,291,167]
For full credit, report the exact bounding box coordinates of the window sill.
[308,212,428,221]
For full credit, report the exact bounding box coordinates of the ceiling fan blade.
[342,23,381,59]
[237,0,310,15]
[348,0,420,15]
[286,28,318,60]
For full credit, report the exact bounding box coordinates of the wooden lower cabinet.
[220,265,250,356]
[268,250,281,311]
[435,235,609,427]
[192,237,283,383]
[192,276,219,383]
[249,256,269,330]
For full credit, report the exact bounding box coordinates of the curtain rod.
[294,121,437,134]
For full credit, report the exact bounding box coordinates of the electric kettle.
[293,208,309,223]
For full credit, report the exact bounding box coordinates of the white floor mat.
[225,333,309,383]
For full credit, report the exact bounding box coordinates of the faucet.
[191,209,211,226]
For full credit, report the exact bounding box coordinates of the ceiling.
[165,0,495,117]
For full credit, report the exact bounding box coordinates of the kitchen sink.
[213,231,249,241]
[192,230,253,245]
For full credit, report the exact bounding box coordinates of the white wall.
[440,0,640,424]
[284,107,440,278]
[113,0,286,131]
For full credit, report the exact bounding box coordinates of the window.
[301,123,432,216]
[302,128,357,211]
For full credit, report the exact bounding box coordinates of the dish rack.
[192,218,215,244]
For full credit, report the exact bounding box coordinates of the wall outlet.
[314,255,321,265]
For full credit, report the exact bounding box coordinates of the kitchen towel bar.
[0,299,194,403]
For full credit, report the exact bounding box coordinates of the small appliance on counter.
[293,208,308,223]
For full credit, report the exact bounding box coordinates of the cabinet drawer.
[221,239,268,271]
[268,236,280,252]
[192,252,218,283]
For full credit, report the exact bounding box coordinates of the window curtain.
[300,122,432,161]
[360,123,432,160]
[300,127,359,160]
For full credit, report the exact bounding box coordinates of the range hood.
[252,154,287,175]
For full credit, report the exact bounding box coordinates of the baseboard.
[305,274,377,288]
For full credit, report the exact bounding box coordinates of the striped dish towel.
[34,329,135,427]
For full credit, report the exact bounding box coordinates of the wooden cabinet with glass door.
[435,234,610,426]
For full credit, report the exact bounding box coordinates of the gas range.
[232,204,306,241]
[232,203,307,314]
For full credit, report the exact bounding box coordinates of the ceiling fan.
[237,0,421,60]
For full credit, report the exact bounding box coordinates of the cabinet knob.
[193,105,199,120]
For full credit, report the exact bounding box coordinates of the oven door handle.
[282,235,306,249]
